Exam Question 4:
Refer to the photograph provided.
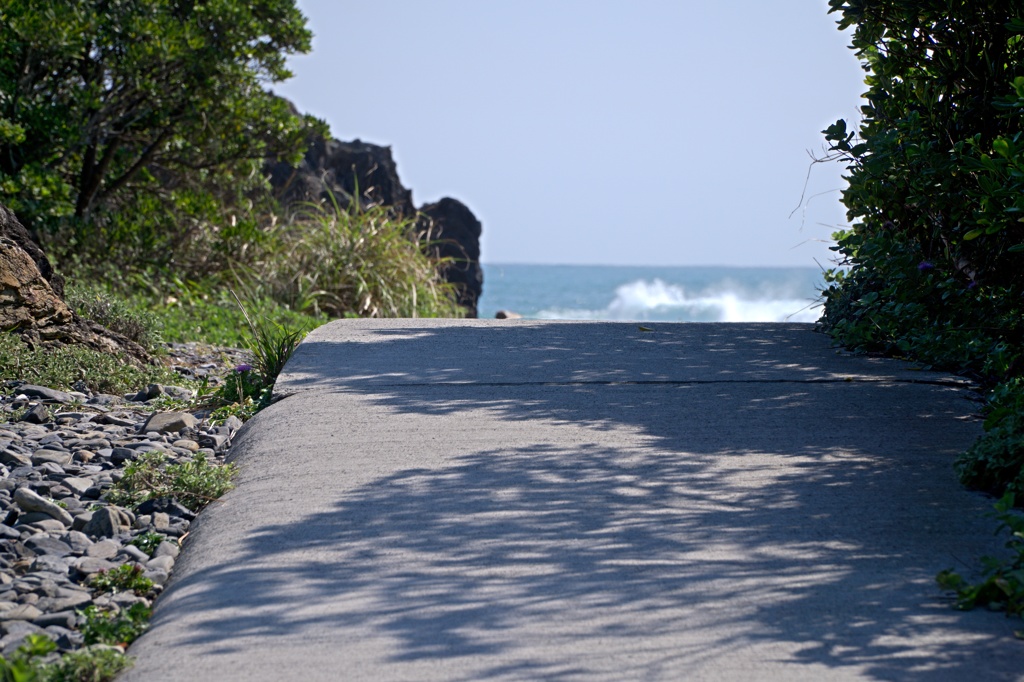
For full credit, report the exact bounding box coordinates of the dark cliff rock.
[0,203,151,365]
[266,137,415,216]
[266,113,483,317]
[418,198,483,317]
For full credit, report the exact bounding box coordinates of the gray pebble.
[116,545,148,563]
[13,487,73,526]
[86,539,120,560]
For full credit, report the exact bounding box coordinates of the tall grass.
[250,196,464,319]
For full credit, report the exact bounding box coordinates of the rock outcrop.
[0,205,64,298]
[266,119,483,317]
[267,137,415,216]
[418,198,483,316]
[0,204,151,365]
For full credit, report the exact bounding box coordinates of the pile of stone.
[0,372,244,657]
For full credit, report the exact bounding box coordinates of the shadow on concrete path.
[124,322,1021,681]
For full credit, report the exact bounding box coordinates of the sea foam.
[534,278,820,323]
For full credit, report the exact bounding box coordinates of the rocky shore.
[0,342,249,661]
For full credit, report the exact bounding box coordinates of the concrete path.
[123,321,1022,681]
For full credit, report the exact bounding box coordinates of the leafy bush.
[821,0,1024,495]
[938,493,1024,620]
[822,1,1024,620]
[957,378,1024,498]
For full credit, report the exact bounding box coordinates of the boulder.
[0,204,64,297]
[495,310,522,320]
[140,412,198,434]
[0,203,151,365]
[418,198,484,317]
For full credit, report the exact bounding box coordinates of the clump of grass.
[135,281,325,347]
[106,451,237,512]
[0,333,185,395]
[202,291,309,422]
[64,282,161,352]
[254,196,464,319]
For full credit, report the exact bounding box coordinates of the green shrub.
[938,493,1024,621]
[42,646,130,682]
[0,632,131,682]
[0,634,55,682]
[956,379,1024,498]
[821,0,1024,495]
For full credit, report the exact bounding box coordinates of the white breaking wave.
[535,278,820,323]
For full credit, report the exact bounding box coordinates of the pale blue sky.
[275,1,865,267]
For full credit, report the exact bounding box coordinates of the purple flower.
[234,363,253,373]
[968,281,978,290]
[917,261,935,271]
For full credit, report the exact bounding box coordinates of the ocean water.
[478,264,825,323]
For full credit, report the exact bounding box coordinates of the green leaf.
[963,229,985,240]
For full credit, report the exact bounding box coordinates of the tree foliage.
[821,1,1024,498]
[0,0,323,262]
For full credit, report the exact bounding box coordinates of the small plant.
[88,564,154,597]
[203,291,307,420]
[106,451,236,512]
[0,634,55,682]
[79,604,151,646]
[43,646,130,682]
[0,632,131,682]
[218,363,266,406]
[104,453,167,509]
[937,493,1024,623]
[232,290,306,388]
[166,453,237,510]
[128,532,165,557]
